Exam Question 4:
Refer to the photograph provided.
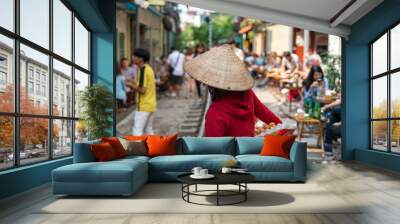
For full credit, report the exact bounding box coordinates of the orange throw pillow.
[91,142,117,162]
[101,137,126,158]
[124,135,149,141]
[260,135,297,159]
[146,134,177,157]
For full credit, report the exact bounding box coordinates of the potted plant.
[79,84,114,140]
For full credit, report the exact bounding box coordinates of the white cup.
[191,167,202,176]
[221,167,232,174]
[200,169,208,176]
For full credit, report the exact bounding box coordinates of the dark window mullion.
[49,0,54,160]
[71,10,76,154]
[13,0,21,167]
[388,30,391,152]
[370,45,373,149]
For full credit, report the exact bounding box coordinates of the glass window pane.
[372,121,388,151]
[0,116,14,170]
[372,33,387,76]
[53,59,72,117]
[0,0,14,31]
[53,119,72,157]
[20,44,49,115]
[53,0,72,60]
[391,120,400,153]
[75,18,89,70]
[391,24,400,70]
[75,120,88,143]
[74,69,89,118]
[0,34,14,112]
[20,0,49,49]
[20,117,49,165]
[372,77,387,119]
[391,72,400,118]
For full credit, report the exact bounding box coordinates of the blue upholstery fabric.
[236,137,264,155]
[52,158,148,195]
[290,142,307,181]
[149,154,235,172]
[236,155,293,172]
[178,137,235,155]
[73,140,100,163]
[53,138,307,196]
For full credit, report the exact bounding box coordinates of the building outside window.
[0,0,91,170]
[28,81,34,94]
[370,23,400,154]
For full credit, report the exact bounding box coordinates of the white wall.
[266,24,292,54]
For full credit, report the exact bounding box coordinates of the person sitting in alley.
[131,48,157,135]
[184,44,282,137]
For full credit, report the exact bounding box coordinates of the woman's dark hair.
[133,48,150,62]
[208,86,229,101]
[116,63,121,75]
[303,65,324,91]
[185,47,193,56]
[194,43,206,56]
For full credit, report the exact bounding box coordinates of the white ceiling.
[168,0,384,37]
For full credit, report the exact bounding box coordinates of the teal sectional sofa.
[52,137,307,196]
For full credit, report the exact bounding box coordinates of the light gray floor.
[1,161,400,224]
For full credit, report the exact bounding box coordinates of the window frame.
[370,21,400,154]
[0,0,92,171]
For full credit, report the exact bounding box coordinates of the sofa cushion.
[236,137,264,155]
[236,155,293,172]
[91,142,118,162]
[178,137,235,155]
[53,158,147,183]
[118,138,147,156]
[149,154,235,172]
[101,137,127,158]
[147,134,177,157]
[260,135,297,159]
[73,140,100,163]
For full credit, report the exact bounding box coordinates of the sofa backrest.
[73,140,100,163]
[177,137,236,155]
[235,137,264,155]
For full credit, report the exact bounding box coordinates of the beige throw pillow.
[118,138,147,156]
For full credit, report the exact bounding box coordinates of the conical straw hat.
[184,44,254,91]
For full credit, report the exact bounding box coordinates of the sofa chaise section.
[52,142,149,196]
[235,137,307,182]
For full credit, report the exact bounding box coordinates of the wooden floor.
[1,161,400,224]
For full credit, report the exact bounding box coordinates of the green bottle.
[314,102,321,119]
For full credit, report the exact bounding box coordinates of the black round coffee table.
[177,173,255,206]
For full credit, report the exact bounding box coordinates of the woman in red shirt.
[184,45,282,137]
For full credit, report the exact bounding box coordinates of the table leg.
[187,184,190,202]
[245,183,248,201]
[195,184,198,192]
[319,123,324,151]
[299,122,304,141]
[216,184,219,206]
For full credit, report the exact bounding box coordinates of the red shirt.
[205,90,282,137]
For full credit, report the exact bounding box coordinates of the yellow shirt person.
[135,64,157,112]
[131,48,157,135]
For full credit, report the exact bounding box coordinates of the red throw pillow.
[91,142,117,162]
[101,137,126,158]
[260,135,297,159]
[146,134,177,157]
